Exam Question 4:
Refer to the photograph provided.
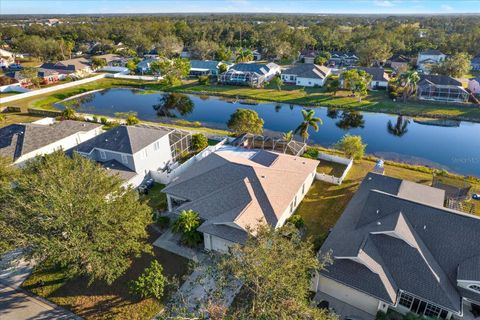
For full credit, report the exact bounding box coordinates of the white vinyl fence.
[0,83,31,93]
[105,73,161,81]
[315,152,353,185]
[151,139,228,184]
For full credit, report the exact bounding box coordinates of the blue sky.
[1,0,480,15]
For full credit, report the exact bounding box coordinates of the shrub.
[100,116,108,125]
[129,260,166,300]
[172,210,202,247]
[302,147,319,159]
[191,133,208,152]
[61,107,76,120]
[156,216,170,229]
[375,311,387,320]
[286,215,305,229]
[335,134,366,160]
[198,75,209,85]
[126,115,140,125]
[92,115,98,123]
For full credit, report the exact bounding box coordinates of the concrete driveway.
[0,250,81,320]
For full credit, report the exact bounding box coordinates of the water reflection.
[335,110,365,130]
[152,93,194,117]
[387,116,410,137]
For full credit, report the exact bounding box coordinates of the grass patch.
[140,183,167,212]
[0,112,43,128]
[21,227,190,320]
[316,160,347,177]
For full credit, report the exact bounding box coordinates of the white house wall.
[296,77,326,87]
[15,127,103,166]
[132,134,173,175]
[203,233,236,253]
[317,275,381,316]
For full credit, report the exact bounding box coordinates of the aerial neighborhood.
[0,4,480,320]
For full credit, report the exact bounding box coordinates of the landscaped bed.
[21,226,191,320]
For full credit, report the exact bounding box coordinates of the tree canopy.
[150,58,190,86]
[0,151,152,284]
[335,134,367,160]
[227,108,264,135]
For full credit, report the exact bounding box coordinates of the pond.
[58,88,480,177]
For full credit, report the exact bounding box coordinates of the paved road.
[0,250,81,320]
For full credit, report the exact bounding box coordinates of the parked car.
[472,193,480,200]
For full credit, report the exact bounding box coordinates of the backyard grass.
[21,226,190,320]
[316,160,347,177]
[297,156,480,243]
[0,112,43,127]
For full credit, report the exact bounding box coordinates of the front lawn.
[21,226,190,320]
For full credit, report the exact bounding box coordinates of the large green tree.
[335,134,367,160]
[294,109,322,142]
[431,52,472,78]
[396,70,420,102]
[342,69,373,102]
[227,108,264,135]
[151,58,190,86]
[0,151,152,284]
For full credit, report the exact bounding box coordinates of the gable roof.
[472,54,480,64]
[190,60,221,70]
[73,125,170,155]
[0,120,101,162]
[230,63,279,75]
[283,63,331,80]
[419,49,445,56]
[387,54,410,63]
[163,148,319,243]
[40,57,90,72]
[419,74,462,87]
[93,54,123,63]
[347,67,390,82]
[319,173,480,313]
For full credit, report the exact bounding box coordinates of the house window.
[469,284,480,293]
[121,154,128,164]
[424,305,441,318]
[100,150,106,160]
[398,292,413,309]
[302,183,305,195]
[290,75,294,81]
[154,141,160,151]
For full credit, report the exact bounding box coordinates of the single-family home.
[386,54,411,71]
[299,49,317,64]
[417,75,469,103]
[5,71,31,87]
[218,62,281,87]
[162,147,319,253]
[39,57,92,77]
[312,173,480,320]
[72,125,191,187]
[282,63,331,87]
[252,50,262,61]
[471,54,480,71]
[468,77,480,95]
[0,119,102,166]
[189,60,230,77]
[93,54,127,67]
[417,49,446,72]
[0,49,15,68]
[37,69,60,85]
[328,51,359,67]
[136,59,156,74]
[342,67,390,89]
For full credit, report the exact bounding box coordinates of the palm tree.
[282,130,293,142]
[294,109,323,143]
[172,210,202,247]
[387,116,410,137]
[236,49,254,63]
[397,71,420,102]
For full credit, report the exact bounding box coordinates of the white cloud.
[440,4,454,12]
[373,0,395,7]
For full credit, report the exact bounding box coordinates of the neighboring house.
[0,120,102,166]
[299,49,317,64]
[5,71,31,87]
[72,125,191,187]
[218,62,281,87]
[341,67,390,89]
[37,69,60,85]
[252,50,262,61]
[471,54,480,71]
[189,60,230,77]
[386,54,411,71]
[468,77,480,95]
[328,51,359,67]
[93,54,127,67]
[180,49,192,59]
[417,75,469,103]
[162,147,319,253]
[282,63,331,87]
[0,49,16,68]
[313,173,480,320]
[417,49,446,72]
[39,57,92,77]
[136,59,156,74]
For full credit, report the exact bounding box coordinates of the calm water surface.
[59,88,480,177]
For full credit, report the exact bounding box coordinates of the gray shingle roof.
[319,173,480,313]
[163,149,319,243]
[101,159,137,181]
[419,75,462,87]
[231,63,279,75]
[283,64,331,80]
[190,60,220,70]
[457,255,480,282]
[347,67,389,82]
[73,125,170,155]
[420,49,445,56]
[0,120,101,162]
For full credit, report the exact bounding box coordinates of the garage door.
[319,276,380,315]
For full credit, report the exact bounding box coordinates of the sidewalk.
[0,249,82,320]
